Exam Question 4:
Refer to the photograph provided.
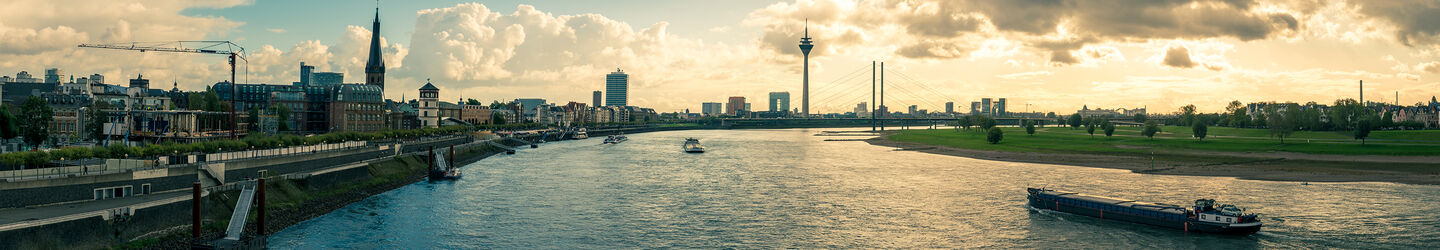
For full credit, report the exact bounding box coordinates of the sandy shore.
[866,135,1440,186]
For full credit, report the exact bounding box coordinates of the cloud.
[1348,0,1440,47]
[1163,46,1198,68]
[997,71,1052,80]
[1418,61,1440,73]
[266,28,286,34]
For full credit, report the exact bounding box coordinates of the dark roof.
[419,83,439,91]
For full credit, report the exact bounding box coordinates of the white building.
[418,81,440,128]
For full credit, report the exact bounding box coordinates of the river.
[269,128,1439,248]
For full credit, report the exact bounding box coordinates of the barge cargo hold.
[1026,188,1261,235]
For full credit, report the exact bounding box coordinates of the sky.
[2,0,1439,115]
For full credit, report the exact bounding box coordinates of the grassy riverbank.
[875,127,1440,185]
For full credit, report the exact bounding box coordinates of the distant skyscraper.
[727,96,745,115]
[702,102,723,116]
[945,102,954,114]
[593,90,602,107]
[855,102,869,117]
[970,101,981,115]
[300,62,315,85]
[44,68,64,84]
[769,92,790,113]
[364,6,386,89]
[908,105,918,114]
[798,21,815,117]
[605,69,628,106]
[981,98,992,116]
[88,74,104,84]
[997,98,1007,117]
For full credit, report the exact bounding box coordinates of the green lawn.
[892,127,1440,156]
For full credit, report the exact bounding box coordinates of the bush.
[1024,121,1036,136]
[986,127,1004,144]
[1142,120,1161,140]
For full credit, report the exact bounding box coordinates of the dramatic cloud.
[1349,0,1440,47]
[1163,46,1198,68]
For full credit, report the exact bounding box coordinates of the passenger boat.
[602,134,629,144]
[574,128,589,139]
[683,138,705,153]
[1026,188,1261,234]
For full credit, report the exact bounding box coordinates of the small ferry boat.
[603,134,629,144]
[683,138,705,153]
[574,128,589,139]
[1026,188,1261,234]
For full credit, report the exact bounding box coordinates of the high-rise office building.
[593,91,602,107]
[769,92,790,113]
[855,102,869,117]
[300,62,315,85]
[945,102,954,114]
[312,72,343,85]
[44,68,64,84]
[970,101,981,115]
[726,96,745,115]
[702,102,723,116]
[980,98,992,116]
[605,69,628,106]
[996,98,1007,117]
[908,105,919,114]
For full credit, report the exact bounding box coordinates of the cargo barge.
[1026,188,1261,234]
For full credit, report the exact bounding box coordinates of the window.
[95,190,104,200]
[141,184,151,195]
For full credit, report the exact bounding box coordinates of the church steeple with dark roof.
[364,5,386,89]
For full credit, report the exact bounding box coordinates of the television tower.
[798,20,815,117]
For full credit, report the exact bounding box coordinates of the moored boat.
[575,128,589,139]
[1026,188,1261,234]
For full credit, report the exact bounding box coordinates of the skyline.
[2,0,1439,114]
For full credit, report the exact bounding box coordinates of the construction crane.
[78,41,247,139]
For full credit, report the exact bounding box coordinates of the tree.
[465,99,484,105]
[247,107,262,131]
[978,115,996,130]
[1230,107,1249,128]
[1085,118,1097,138]
[491,112,507,125]
[1178,104,1197,126]
[957,117,974,131]
[1192,122,1208,141]
[1379,110,1394,129]
[187,93,204,111]
[986,127,1004,144]
[1102,120,1116,137]
[0,106,18,141]
[489,101,508,110]
[1133,113,1147,123]
[1142,120,1161,140]
[1266,103,1298,144]
[18,96,53,147]
[1024,120,1036,136]
[270,105,292,131]
[1328,99,1362,130]
[85,101,110,140]
[1068,114,1082,129]
[1355,119,1372,145]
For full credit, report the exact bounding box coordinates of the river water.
[269,128,1439,249]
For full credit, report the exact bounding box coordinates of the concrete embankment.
[0,135,528,249]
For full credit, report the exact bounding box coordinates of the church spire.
[364,2,386,89]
